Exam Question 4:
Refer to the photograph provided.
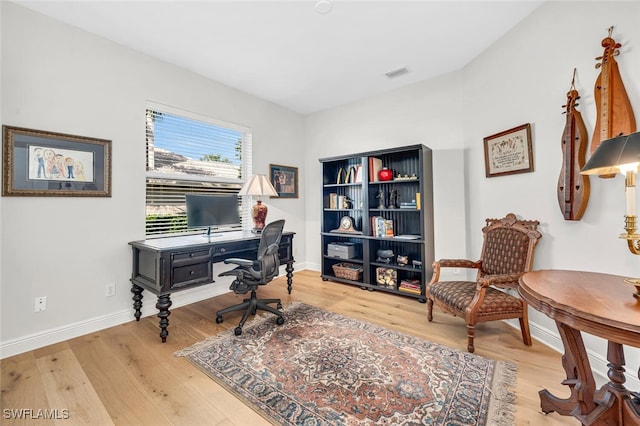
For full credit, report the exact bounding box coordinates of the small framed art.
[483,123,533,178]
[270,164,298,198]
[2,125,112,196]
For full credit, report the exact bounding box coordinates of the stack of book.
[399,279,421,295]
[371,216,394,237]
[400,201,417,209]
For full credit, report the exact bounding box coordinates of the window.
[145,102,252,236]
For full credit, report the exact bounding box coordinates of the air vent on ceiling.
[385,67,409,79]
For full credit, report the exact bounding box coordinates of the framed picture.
[2,125,112,197]
[483,123,533,178]
[270,164,298,198]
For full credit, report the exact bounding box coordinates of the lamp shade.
[238,174,279,197]
[581,132,640,175]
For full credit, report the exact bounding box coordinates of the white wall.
[305,1,640,388]
[462,1,640,386]
[304,72,468,272]
[0,2,306,357]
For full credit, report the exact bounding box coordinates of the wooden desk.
[519,270,640,425]
[129,231,295,342]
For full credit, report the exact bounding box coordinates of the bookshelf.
[319,144,434,302]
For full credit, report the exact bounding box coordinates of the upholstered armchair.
[425,213,542,353]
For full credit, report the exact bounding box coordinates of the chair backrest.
[478,213,541,279]
[257,219,285,282]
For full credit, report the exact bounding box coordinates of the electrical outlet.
[452,267,461,275]
[35,296,47,312]
[105,282,116,297]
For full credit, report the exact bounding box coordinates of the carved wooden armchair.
[425,213,542,353]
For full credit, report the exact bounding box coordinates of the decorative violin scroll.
[591,26,636,178]
[557,69,590,220]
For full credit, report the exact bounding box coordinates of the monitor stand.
[206,227,224,238]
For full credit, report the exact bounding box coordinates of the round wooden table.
[519,269,640,425]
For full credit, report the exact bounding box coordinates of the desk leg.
[285,259,294,294]
[131,284,144,321]
[540,321,597,416]
[156,294,172,343]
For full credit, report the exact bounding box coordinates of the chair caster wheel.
[276,317,285,325]
[216,315,224,324]
[234,327,242,336]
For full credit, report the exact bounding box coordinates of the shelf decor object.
[238,174,278,232]
[581,131,640,298]
[319,144,434,301]
[2,125,112,197]
[483,123,533,178]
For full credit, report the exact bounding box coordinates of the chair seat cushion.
[428,281,523,317]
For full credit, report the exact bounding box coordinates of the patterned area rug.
[175,302,516,425]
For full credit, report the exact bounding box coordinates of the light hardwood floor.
[1,270,577,425]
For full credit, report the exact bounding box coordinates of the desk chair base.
[215,290,284,336]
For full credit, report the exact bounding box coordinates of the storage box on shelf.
[319,144,434,302]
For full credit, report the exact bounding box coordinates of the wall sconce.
[581,131,640,296]
[238,174,279,233]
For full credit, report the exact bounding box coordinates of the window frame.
[144,101,253,237]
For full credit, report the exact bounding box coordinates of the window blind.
[145,103,252,237]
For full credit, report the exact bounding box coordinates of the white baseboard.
[1,263,305,359]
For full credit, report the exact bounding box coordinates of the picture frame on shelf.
[2,125,112,197]
[483,123,533,178]
[270,163,298,198]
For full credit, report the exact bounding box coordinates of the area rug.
[175,302,516,425]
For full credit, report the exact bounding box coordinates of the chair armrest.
[435,259,481,269]
[429,259,481,285]
[223,258,256,267]
[477,272,523,288]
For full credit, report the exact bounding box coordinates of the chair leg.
[466,324,475,353]
[427,298,433,322]
[520,316,532,346]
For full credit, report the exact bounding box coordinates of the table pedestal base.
[540,321,640,425]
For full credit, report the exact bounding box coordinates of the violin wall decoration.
[591,26,636,178]
[558,70,590,221]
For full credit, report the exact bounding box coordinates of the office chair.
[215,219,286,336]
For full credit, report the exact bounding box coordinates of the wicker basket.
[332,262,363,281]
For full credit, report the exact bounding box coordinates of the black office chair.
[215,219,285,336]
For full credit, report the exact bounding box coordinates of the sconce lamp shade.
[238,174,278,232]
[238,174,279,197]
[581,132,640,175]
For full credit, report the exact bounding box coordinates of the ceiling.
[15,1,543,115]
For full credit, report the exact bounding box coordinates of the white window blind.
[145,103,252,236]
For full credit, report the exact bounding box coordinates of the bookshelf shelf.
[319,144,434,301]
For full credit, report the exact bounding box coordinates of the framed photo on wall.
[270,164,298,198]
[2,125,112,196]
[483,123,533,178]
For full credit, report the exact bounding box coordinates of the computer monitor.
[185,194,241,236]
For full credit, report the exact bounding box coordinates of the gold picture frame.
[270,164,298,198]
[483,123,533,178]
[2,125,112,197]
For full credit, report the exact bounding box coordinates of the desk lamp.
[581,131,640,296]
[238,174,279,233]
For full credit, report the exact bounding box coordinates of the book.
[336,167,344,184]
[369,157,382,182]
[354,165,363,183]
[394,234,420,240]
[329,193,338,209]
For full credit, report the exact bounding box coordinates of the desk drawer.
[213,240,259,259]
[172,249,211,266]
[172,261,212,288]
